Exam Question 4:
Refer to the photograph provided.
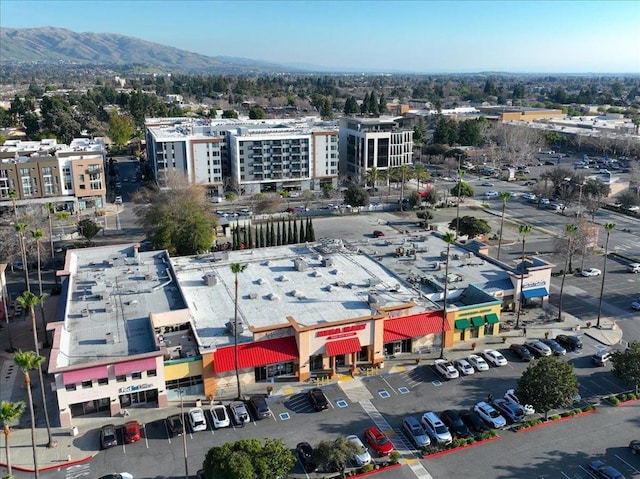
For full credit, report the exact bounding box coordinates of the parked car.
[248,395,271,419]
[402,416,430,448]
[524,340,552,358]
[373,230,385,238]
[364,426,394,456]
[440,410,471,438]
[509,343,532,361]
[98,474,133,479]
[453,358,475,376]
[504,389,535,415]
[473,401,507,428]
[467,354,490,371]
[100,424,118,449]
[492,398,525,423]
[484,191,498,198]
[481,182,494,187]
[588,460,626,479]
[123,421,141,444]
[582,268,602,277]
[629,439,640,455]
[555,334,583,350]
[459,410,489,434]
[346,434,372,466]
[210,404,230,429]
[166,415,184,436]
[421,411,453,445]
[482,349,508,366]
[631,300,640,311]
[308,388,330,411]
[433,359,459,380]
[541,338,566,355]
[229,401,250,426]
[114,195,123,205]
[296,442,318,472]
[627,263,640,273]
[592,350,612,366]
[188,407,207,432]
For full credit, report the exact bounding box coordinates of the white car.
[346,435,371,466]
[473,401,506,428]
[484,191,498,198]
[581,268,602,277]
[188,407,207,432]
[482,349,508,367]
[504,389,535,415]
[627,205,640,212]
[524,340,552,358]
[467,354,490,372]
[540,198,550,205]
[453,358,475,376]
[210,404,230,429]
[433,359,459,380]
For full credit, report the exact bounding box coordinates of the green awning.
[471,316,484,327]
[455,319,470,330]
[486,313,500,324]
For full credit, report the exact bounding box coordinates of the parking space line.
[579,465,597,478]
[142,423,149,448]
[380,375,398,394]
[559,471,571,479]
[164,420,171,444]
[614,454,640,474]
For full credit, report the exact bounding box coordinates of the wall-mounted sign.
[316,323,366,338]
[523,280,547,288]
[119,383,154,394]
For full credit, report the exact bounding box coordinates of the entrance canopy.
[454,319,470,330]
[326,337,361,356]
[383,311,448,343]
[214,336,298,373]
[522,287,549,300]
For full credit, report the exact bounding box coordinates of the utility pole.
[180,388,188,479]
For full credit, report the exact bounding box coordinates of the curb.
[1,453,95,473]
[514,408,598,433]
[423,435,500,459]
[351,463,402,477]
[608,398,640,407]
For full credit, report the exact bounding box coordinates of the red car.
[124,420,141,444]
[364,427,394,456]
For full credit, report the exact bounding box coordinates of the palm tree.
[364,167,380,190]
[15,292,53,448]
[14,350,44,478]
[596,223,615,329]
[44,202,55,259]
[413,163,429,194]
[557,224,578,322]
[15,222,30,292]
[8,190,19,223]
[455,169,465,239]
[55,211,71,237]
[398,164,412,211]
[230,263,247,398]
[1,400,26,477]
[496,192,512,260]
[440,232,456,359]
[31,228,50,347]
[515,224,532,330]
[386,167,398,196]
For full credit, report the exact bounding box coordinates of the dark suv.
[248,395,271,419]
[166,414,184,436]
[440,410,470,438]
[308,388,330,411]
[509,343,532,361]
[555,334,583,350]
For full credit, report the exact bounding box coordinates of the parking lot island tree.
[516,356,579,420]
[611,341,640,395]
[76,218,102,244]
[312,436,362,477]
[448,216,491,239]
[202,438,295,479]
[344,184,369,208]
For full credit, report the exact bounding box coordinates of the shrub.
[583,405,595,412]
[467,437,476,445]
[608,396,621,405]
[452,438,467,448]
[549,414,561,421]
[389,451,401,464]
[573,408,582,414]
[628,393,638,400]
[361,464,375,473]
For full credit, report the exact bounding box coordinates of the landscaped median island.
[606,391,639,406]
[422,430,499,458]
[513,405,598,433]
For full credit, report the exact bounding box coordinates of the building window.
[147,369,157,377]
[131,372,142,380]
[42,167,55,195]
[81,380,93,389]
[98,378,109,385]
[89,172,102,190]
[65,384,77,391]
[116,375,126,382]
[78,174,85,182]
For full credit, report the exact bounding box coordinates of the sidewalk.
[0,298,622,474]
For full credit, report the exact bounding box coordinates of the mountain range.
[0,27,305,73]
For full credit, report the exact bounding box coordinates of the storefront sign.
[316,323,366,338]
[119,383,153,394]
[523,280,546,288]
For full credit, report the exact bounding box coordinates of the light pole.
[596,223,615,329]
[515,224,531,330]
[179,388,188,479]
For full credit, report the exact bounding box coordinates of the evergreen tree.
[320,98,333,119]
[344,96,359,115]
[260,224,266,248]
[276,221,282,246]
[293,220,299,243]
[360,93,369,115]
[299,219,305,243]
[379,94,387,114]
[264,222,270,247]
[281,218,288,245]
[235,222,241,250]
[270,220,276,246]
[243,226,248,249]
[288,219,294,244]
[368,91,378,115]
[247,226,253,249]
[306,217,315,241]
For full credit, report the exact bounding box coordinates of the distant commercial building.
[0,138,107,214]
[338,116,414,182]
[475,106,565,122]
[145,117,339,196]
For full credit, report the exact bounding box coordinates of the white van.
[628,263,640,273]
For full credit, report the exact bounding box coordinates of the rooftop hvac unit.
[368,293,386,306]
[311,271,322,277]
[367,278,381,287]
[226,320,244,335]
[257,278,266,285]
[322,257,334,267]
[267,292,280,301]
[294,259,308,271]
[213,251,229,261]
[105,332,115,344]
[248,292,258,299]
[278,275,289,282]
[203,273,218,286]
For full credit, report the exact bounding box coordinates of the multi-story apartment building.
[339,117,414,183]
[0,138,106,214]
[145,117,339,196]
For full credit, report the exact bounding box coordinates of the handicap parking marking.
[432,380,443,387]
[335,398,349,408]
[65,463,92,479]
[398,387,410,394]
[279,412,291,421]
[378,390,390,398]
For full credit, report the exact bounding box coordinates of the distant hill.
[0,27,296,73]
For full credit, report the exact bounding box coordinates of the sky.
[2,0,639,73]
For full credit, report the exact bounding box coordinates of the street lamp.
[179,388,189,479]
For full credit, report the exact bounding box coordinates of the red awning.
[383,311,449,343]
[62,365,108,386]
[114,357,158,377]
[325,337,361,356]
[214,336,298,374]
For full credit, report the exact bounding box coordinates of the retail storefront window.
[119,389,158,408]
[254,361,294,382]
[69,397,110,417]
[384,339,412,357]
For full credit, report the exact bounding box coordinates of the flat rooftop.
[56,245,186,367]
[171,242,422,351]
